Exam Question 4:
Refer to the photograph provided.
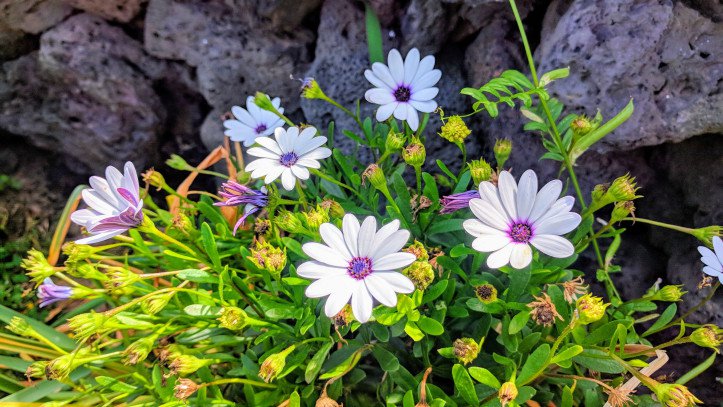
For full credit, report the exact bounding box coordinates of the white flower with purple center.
[364,48,441,131]
[463,170,582,269]
[297,214,416,323]
[70,162,143,244]
[698,236,723,283]
[223,95,285,147]
[37,278,73,308]
[245,126,331,191]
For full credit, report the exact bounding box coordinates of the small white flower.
[698,236,723,283]
[297,214,416,323]
[223,95,285,147]
[70,162,144,244]
[245,126,331,191]
[364,48,441,131]
[463,170,582,269]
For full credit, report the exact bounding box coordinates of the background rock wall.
[0,0,721,400]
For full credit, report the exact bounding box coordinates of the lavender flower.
[70,162,144,244]
[440,191,480,214]
[37,278,73,308]
[214,181,269,234]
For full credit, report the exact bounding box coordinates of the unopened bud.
[591,184,609,204]
[439,116,471,144]
[499,381,518,407]
[654,383,702,407]
[493,139,512,169]
[690,225,722,245]
[174,378,199,401]
[142,168,166,190]
[570,115,595,137]
[166,154,194,171]
[259,345,295,383]
[453,338,480,365]
[21,249,56,284]
[575,294,609,325]
[218,307,248,331]
[140,291,174,315]
[385,130,406,152]
[123,334,159,365]
[62,242,96,264]
[607,174,641,202]
[303,205,330,230]
[275,210,304,234]
[320,199,345,218]
[170,213,195,235]
[168,354,212,376]
[253,92,276,112]
[7,317,36,338]
[651,285,686,302]
[249,242,287,279]
[402,261,434,291]
[474,284,498,304]
[690,325,722,353]
[403,139,426,168]
[68,312,110,341]
[610,201,635,223]
[26,361,47,379]
[363,164,388,192]
[468,158,493,186]
[300,78,327,100]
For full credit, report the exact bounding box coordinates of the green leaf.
[422,280,448,304]
[517,344,550,385]
[551,345,583,365]
[96,376,138,393]
[289,391,301,407]
[539,67,570,87]
[573,349,624,374]
[643,303,677,336]
[404,321,425,341]
[372,346,400,372]
[571,99,634,162]
[364,3,383,64]
[183,304,221,317]
[320,350,362,379]
[561,386,573,407]
[201,222,221,270]
[0,304,75,351]
[452,364,478,406]
[418,316,444,336]
[583,320,633,345]
[0,356,30,373]
[177,269,217,284]
[509,310,530,335]
[506,267,531,302]
[427,219,464,235]
[468,367,501,389]
[305,341,334,383]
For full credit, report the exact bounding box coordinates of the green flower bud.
[218,306,248,331]
[439,116,471,144]
[570,114,598,138]
[363,164,388,192]
[591,184,609,205]
[690,325,722,353]
[25,360,47,379]
[21,249,56,284]
[142,168,166,191]
[499,381,518,407]
[45,349,93,380]
[253,92,276,112]
[140,291,175,315]
[303,204,330,230]
[493,139,512,169]
[123,334,159,365]
[654,383,702,407]
[610,201,635,223]
[607,173,642,202]
[7,317,37,338]
[62,242,96,265]
[404,240,429,261]
[300,78,327,100]
[403,138,426,168]
[104,267,141,291]
[385,130,406,152]
[575,293,609,325]
[68,262,107,281]
[474,284,498,304]
[166,154,194,171]
[168,354,212,376]
[170,213,195,235]
[468,158,493,186]
[453,338,480,365]
[275,210,305,234]
[259,345,295,383]
[320,199,345,219]
[68,312,110,341]
[402,261,434,291]
[651,285,686,302]
[249,242,287,279]
[690,225,722,245]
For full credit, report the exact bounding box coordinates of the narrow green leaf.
[0,304,75,351]
[551,345,583,365]
[201,222,221,269]
[571,99,634,162]
[372,346,400,372]
[452,364,478,406]
[364,3,384,64]
[177,269,217,284]
[643,303,677,336]
[305,341,334,383]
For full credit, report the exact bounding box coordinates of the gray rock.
[0,14,165,173]
[0,21,35,61]
[538,1,723,151]
[62,0,144,22]
[225,0,323,32]
[144,0,314,112]
[0,0,73,34]
[400,0,455,55]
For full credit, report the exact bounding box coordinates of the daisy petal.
[374,252,416,271]
[528,180,562,222]
[703,266,723,280]
[469,198,510,230]
[463,219,506,237]
[387,49,405,84]
[366,88,395,105]
[403,48,420,84]
[472,235,510,252]
[393,103,408,120]
[376,102,397,121]
[375,272,414,293]
[342,214,360,257]
[324,286,354,317]
[351,284,373,323]
[534,213,581,235]
[320,223,352,259]
[254,136,283,155]
[296,261,346,279]
[509,244,533,269]
[410,87,438,101]
[372,230,410,261]
[409,99,437,113]
[405,105,419,131]
[303,243,350,267]
[365,274,398,307]
[365,69,392,90]
[306,276,346,298]
[497,171,518,220]
[487,244,514,269]
[516,169,538,220]
[714,236,723,265]
[531,234,575,258]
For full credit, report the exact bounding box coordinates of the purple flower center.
[394,86,411,102]
[279,152,299,167]
[347,257,373,280]
[255,124,267,134]
[509,223,533,243]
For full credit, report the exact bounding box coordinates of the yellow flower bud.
[468,158,493,186]
[576,294,609,325]
[403,138,426,167]
[218,307,249,331]
[651,285,686,302]
[142,168,166,190]
[499,381,518,407]
[385,130,406,152]
[259,345,295,383]
[654,383,702,407]
[439,115,471,144]
[402,261,434,291]
[690,325,722,353]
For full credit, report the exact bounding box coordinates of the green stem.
[310,169,365,201]
[295,183,309,210]
[647,282,720,336]
[414,165,423,197]
[198,378,277,390]
[620,217,696,235]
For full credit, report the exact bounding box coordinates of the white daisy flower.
[698,236,723,283]
[297,214,416,323]
[364,48,441,131]
[245,126,331,191]
[223,95,285,147]
[463,169,582,269]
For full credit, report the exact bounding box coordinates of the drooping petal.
[714,236,723,265]
[280,169,296,191]
[405,105,419,131]
[531,235,575,258]
[75,229,126,245]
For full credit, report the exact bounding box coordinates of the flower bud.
[259,345,295,383]
[404,240,429,261]
[303,205,330,230]
[7,317,38,338]
[25,361,47,379]
[591,184,609,205]
[104,267,141,291]
[468,159,493,186]
[499,381,518,407]
[218,306,248,331]
[275,210,304,234]
[439,116,471,144]
[320,199,345,218]
[123,334,159,365]
[62,242,96,265]
[249,242,287,279]
[403,138,426,168]
[68,312,110,341]
[575,294,609,325]
[651,285,686,302]
[21,249,56,284]
[402,261,434,291]
[385,130,406,152]
[140,291,174,315]
[168,354,212,376]
[253,92,276,112]
[610,201,635,223]
[654,383,702,407]
[166,154,194,171]
[170,213,195,235]
[142,168,166,191]
[493,139,512,169]
[45,353,79,380]
[690,325,722,353]
[68,262,106,281]
[440,190,479,215]
[363,164,388,191]
[174,378,199,401]
[300,78,327,100]
[690,225,722,245]
[316,387,342,407]
[453,338,480,365]
[474,284,498,304]
[607,174,641,202]
[570,114,597,138]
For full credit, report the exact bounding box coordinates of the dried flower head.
[474,284,498,304]
[404,240,429,261]
[403,139,426,167]
[332,305,353,328]
[453,338,480,365]
[316,382,342,407]
[604,386,635,407]
[562,276,588,303]
[402,261,434,291]
[499,381,518,407]
[527,293,563,327]
[123,334,158,365]
[174,378,199,401]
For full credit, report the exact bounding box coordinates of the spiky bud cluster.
[468,158,493,186]
[249,242,287,279]
[575,294,609,325]
[439,115,471,144]
[654,383,702,407]
[650,285,686,302]
[275,210,304,234]
[385,130,406,152]
[21,249,56,284]
[303,205,330,230]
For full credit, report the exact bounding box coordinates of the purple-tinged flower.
[37,278,73,308]
[214,181,269,235]
[440,190,481,214]
[70,162,144,244]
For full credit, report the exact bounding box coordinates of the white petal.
[403,48,420,85]
[703,266,723,278]
[320,223,353,260]
[232,105,256,127]
[469,198,510,230]
[714,236,723,265]
[371,62,398,89]
[324,286,353,317]
[531,234,575,258]
[472,235,510,252]
[373,219,400,245]
[463,219,506,237]
[497,171,518,220]
[342,214,360,257]
[699,246,721,268]
[122,162,139,196]
[487,244,514,269]
[280,169,296,191]
[412,68,441,89]
[297,158,322,169]
[291,165,310,180]
[357,216,377,257]
[528,180,563,223]
[543,196,576,220]
[88,176,117,206]
[410,87,438,101]
[296,261,347,279]
[306,276,347,298]
[387,49,405,84]
[411,55,436,83]
[300,147,331,160]
[351,284,373,323]
[302,242,350,267]
[246,147,279,160]
[405,105,419,131]
[376,102,397,121]
[365,69,392,90]
[81,189,117,214]
[70,208,101,225]
[297,126,317,146]
[509,244,533,269]
[478,182,508,220]
[371,230,410,261]
[409,100,437,113]
[263,165,285,184]
[245,157,275,173]
[75,229,125,245]
[376,272,414,293]
[534,213,581,235]
[296,136,328,155]
[277,127,297,153]
[374,252,416,271]
[254,136,282,155]
[365,274,398,307]
[516,170,538,220]
[393,103,408,120]
[365,88,395,105]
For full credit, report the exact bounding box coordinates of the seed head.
[528,293,563,327]
[474,284,498,304]
[402,261,434,291]
[174,378,199,401]
[453,338,480,365]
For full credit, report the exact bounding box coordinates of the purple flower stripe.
[214,181,269,235]
[117,187,139,207]
[233,206,261,235]
[88,206,143,232]
[440,190,481,214]
[38,278,73,308]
